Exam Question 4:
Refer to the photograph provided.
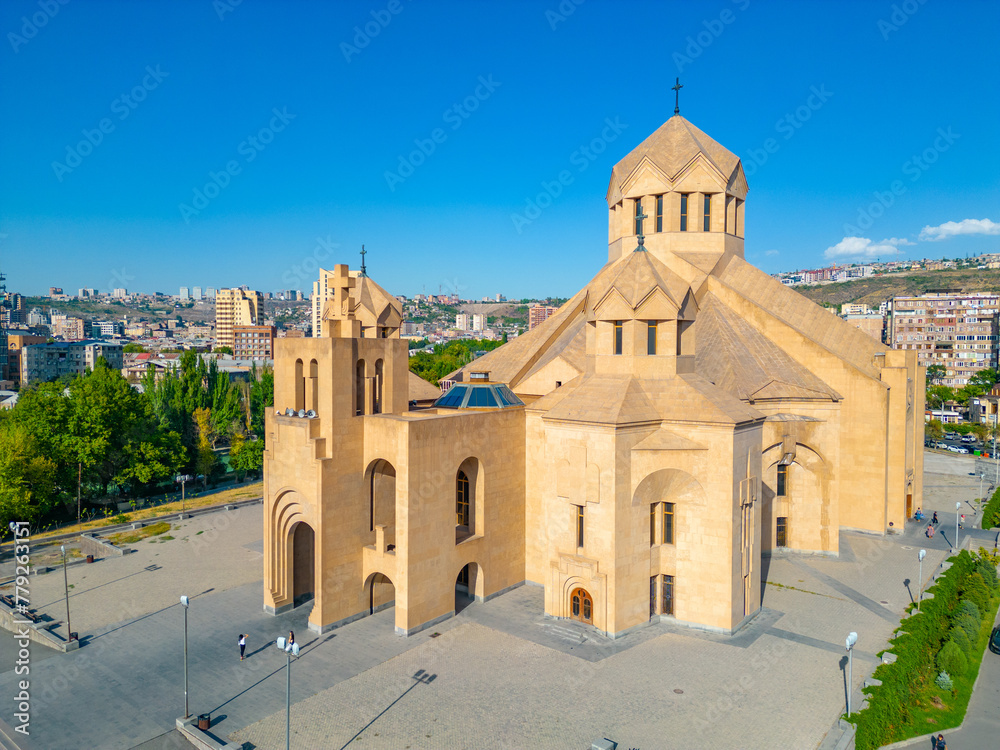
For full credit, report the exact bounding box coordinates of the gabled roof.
[695,294,841,402]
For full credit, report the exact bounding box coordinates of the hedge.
[852,550,981,749]
[982,486,1000,529]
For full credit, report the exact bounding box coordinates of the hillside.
[794,268,1000,308]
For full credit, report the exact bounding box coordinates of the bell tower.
[605,114,748,271]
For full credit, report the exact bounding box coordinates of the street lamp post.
[956,500,962,550]
[918,549,927,611]
[181,595,190,718]
[276,637,300,750]
[846,631,858,715]
[60,545,72,642]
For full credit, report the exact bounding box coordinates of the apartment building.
[21,340,124,386]
[50,314,87,340]
[890,292,999,386]
[528,305,558,330]
[233,325,276,360]
[215,287,263,350]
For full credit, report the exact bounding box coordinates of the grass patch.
[0,481,262,546]
[108,521,172,546]
[159,535,175,541]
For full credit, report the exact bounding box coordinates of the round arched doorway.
[569,587,593,624]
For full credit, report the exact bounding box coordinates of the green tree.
[214,345,233,354]
[925,419,944,440]
[926,385,955,410]
[0,423,59,528]
[123,343,146,354]
[926,364,946,384]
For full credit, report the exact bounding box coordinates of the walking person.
[927,524,935,539]
[935,732,947,749]
[959,514,965,530]
[284,630,295,652]
[238,633,247,661]
[932,511,939,525]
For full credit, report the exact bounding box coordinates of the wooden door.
[570,588,593,624]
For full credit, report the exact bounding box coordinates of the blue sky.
[1,0,998,299]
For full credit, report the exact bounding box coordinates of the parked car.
[989,626,1000,655]
[958,447,971,454]
[935,442,949,449]
[961,435,976,443]
[946,432,959,439]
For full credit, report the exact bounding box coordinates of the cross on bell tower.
[359,245,367,277]
[634,207,648,252]
[672,77,683,116]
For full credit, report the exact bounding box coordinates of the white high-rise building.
[180,287,190,301]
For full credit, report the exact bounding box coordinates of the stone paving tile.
[0,505,264,639]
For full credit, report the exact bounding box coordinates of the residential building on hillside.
[92,320,124,338]
[233,325,276,360]
[528,305,558,330]
[890,292,999,386]
[50,314,87,340]
[6,334,47,388]
[456,313,470,331]
[216,287,263,350]
[840,303,872,316]
[21,340,124,386]
[1,292,23,325]
[472,314,485,332]
[969,385,1000,426]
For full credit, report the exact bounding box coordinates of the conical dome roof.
[607,115,742,204]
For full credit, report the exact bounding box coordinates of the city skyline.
[1,1,998,298]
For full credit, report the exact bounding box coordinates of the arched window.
[456,470,470,527]
[308,359,318,413]
[355,359,366,416]
[374,359,384,415]
[294,359,305,411]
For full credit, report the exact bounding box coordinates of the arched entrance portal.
[570,587,593,624]
[291,522,315,608]
[365,572,395,616]
[455,563,481,614]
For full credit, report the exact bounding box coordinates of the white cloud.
[919,218,1000,242]
[824,236,907,260]
[882,237,915,247]
[765,249,779,256]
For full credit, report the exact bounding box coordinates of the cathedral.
[262,113,924,638]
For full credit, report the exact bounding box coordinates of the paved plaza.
[0,451,994,749]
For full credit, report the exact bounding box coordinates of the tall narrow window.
[703,194,712,231]
[776,517,788,548]
[634,198,644,235]
[777,465,788,497]
[649,503,657,547]
[663,502,674,544]
[661,574,674,615]
[456,470,470,527]
[655,195,663,232]
[680,194,689,231]
[355,360,366,416]
[613,321,623,355]
[576,505,584,548]
[650,576,658,616]
[647,322,657,355]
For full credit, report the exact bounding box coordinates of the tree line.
[409,338,505,384]
[0,352,273,530]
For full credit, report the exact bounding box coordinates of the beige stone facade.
[263,115,924,639]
